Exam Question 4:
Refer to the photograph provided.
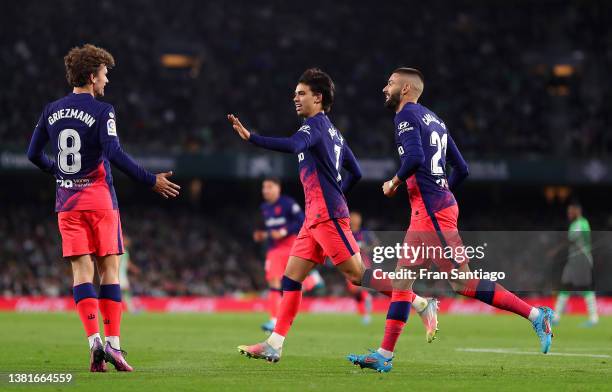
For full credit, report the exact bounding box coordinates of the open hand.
[227,114,251,141]
[153,171,181,199]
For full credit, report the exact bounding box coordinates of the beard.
[384,91,401,111]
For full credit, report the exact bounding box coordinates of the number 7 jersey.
[395,102,460,218]
[297,112,351,227]
[30,93,155,212]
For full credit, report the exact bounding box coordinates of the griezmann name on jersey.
[28,93,155,212]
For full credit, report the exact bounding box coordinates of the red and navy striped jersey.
[394,103,468,218]
[249,112,361,228]
[27,93,155,212]
[260,194,304,249]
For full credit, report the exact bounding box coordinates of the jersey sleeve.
[341,142,362,193]
[249,118,321,153]
[446,133,469,191]
[26,108,57,176]
[395,111,425,181]
[99,105,156,187]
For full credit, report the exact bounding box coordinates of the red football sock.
[76,298,100,336]
[273,276,303,337]
[380,290,413,352]
[356,292,365,316]
[458,279,532,319]
[268,289,282,319]
[356,290,372,316]
[381,319,405,352]
[99,299,122,337]
[273,291,302,336]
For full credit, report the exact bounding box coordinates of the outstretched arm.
[228,114,319,153]
[100,107,180,199]
[102,140,180,199]
[102,139,156,186]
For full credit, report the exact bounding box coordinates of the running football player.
[347,68,554,372]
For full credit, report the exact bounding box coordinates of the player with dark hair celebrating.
[347,67,554,372]
[27,44,180,372]
[229,68,373,362]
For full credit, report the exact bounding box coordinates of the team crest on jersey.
[298,125,311,134]
[107,119,117,136]
[274,206,282,215]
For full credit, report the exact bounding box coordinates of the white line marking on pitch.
[457,348,610,359]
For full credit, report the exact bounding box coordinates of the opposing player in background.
[348,67,554,372]
[229,68,391,363]
[27,44,180,372]
[552,201,598,327]
[254,177,324,332]
[119,235,141,313]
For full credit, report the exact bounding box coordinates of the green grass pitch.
[0,312,610,391]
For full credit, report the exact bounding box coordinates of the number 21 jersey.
[395,102,458,218]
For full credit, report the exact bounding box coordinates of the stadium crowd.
[2,0,610,158]
[0,206,261,297]
[2,0,611,298]
[2,198,611,298]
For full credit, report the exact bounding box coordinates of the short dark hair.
[263,177,281,186]
[393,67,424,84]
[298,68,335,113]
[568,199,582,209]
[64,44,115,87]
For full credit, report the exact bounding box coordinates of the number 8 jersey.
[395,102,467,218]
[28,93,156,212]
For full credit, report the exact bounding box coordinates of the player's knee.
[71,261,94,283]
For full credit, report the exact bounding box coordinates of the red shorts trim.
[58,210,124,257]
[290,218,358,265]
[264,236,296,281]
[398,205,466,272]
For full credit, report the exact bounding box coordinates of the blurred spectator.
[1,0,610,158]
